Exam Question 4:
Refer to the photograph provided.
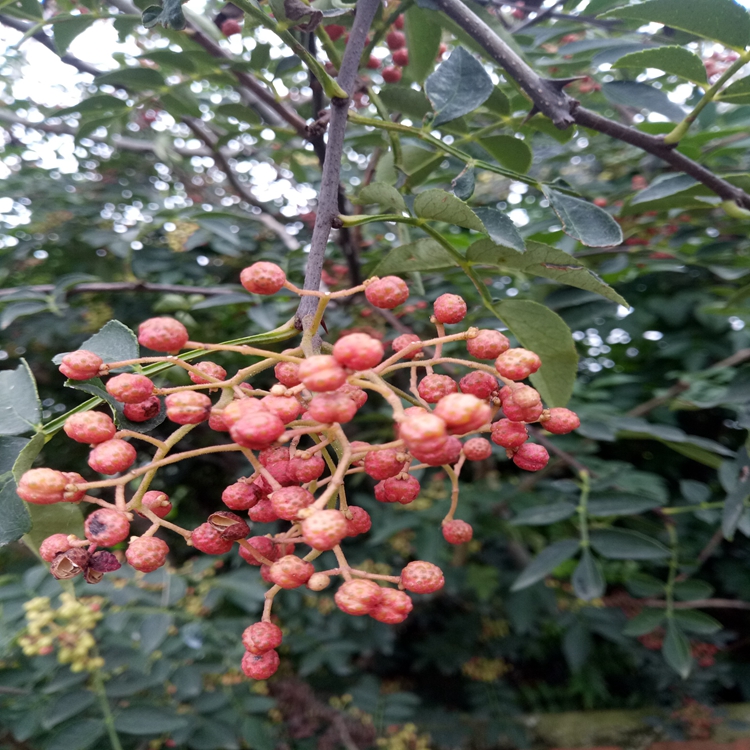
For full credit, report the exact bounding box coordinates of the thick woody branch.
[430,0,750,209]
[295,0,381,331]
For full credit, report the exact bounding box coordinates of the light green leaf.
[0,360,41,435]
[663,620,692,678]
[602,81,686,122]
[510,502,577,526]
[355,183,407,214]
[96,67,166,90]
[612,46,707,84]
[425,47,494,126]
[494,299,578,406]
[510,538,580,591]
[473,209,525,252]
[622,608,665,636]
[53,320,139,366]
[371,238,458,276]
[479,134,533,173]
[471,239,627,305]
[571,549,605,601]
[589,529,670,559]
[404,5,442,84]
[413,189,484,231]
[543,189,624,247]
[674,609,722,635]
[719,76,750,105]
[602,0,750,51]
[53,15,97,54]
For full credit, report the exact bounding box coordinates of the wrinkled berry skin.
[85,509,131,546]
[243,622,283,655]
[138,317,189,352]
[382,475,420,504]
[222,482,262,511]
[365,276,409,309]
[88,439,137,475]
[459,371,498,400]
[189,361,227,385]
[165,391,212,425]
[192,523,234,554]
[301,510,348,550]
[270,486,314,521]
[442,519,473,544]
[230,412,286,450]
[370,588,413,624]
[541,407,580,434]
[335,579,383,615]
[298,355,347,392]
[512,443,549,472]
[137,490,172,519]
[268,555,314,589]
[491,419,529,449]
[274,360,301,387]
[495,348,542,381]
[401,561,444,594]
[364,448,405,480]
[463,437,492,461]
[17,468,67,505]
[467,330,510,360]
[59,350,102,380]
[418,374,458,403]
[333,333,384,371]
[433,293,467,324]
[392,334,421,359]
[106,373,154,404]
[308,393,358,424]
[344,506,372,537]
[240,262,286,295]
[123,396,161,422]
[64,411,116,444]
[241,649,280,679]
[126,536,170,572]
[238,536,276,566]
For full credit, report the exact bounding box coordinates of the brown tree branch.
[429,0,750,209]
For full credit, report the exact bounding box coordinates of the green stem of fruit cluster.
[664,523,680,620]
[664,49,750,145]
[577,470,591,549]
[91,658,124,750]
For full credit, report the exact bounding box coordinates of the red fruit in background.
[365,276,408,308]
[366,55,381,70]
[467,330,510,360]
[386,30,406,50]
[512,443,549,471]
[433,293,467,324]
[442,519,473,544]
[541,407,580,434]
[243,622,283,655]
[324,23,345,41]
[393,14,404,29]
[392,48,409,67]
[593,197,608,207]
[437,42,447,59]
[370,588,413,624]
[401,561,444,593]
[240,262,286,295]
[491,418,528,449]
[138,490,172,518]
[382,66,402,84]
[418,373,457,403]
[241,649,279,679]
[463,437,492,461]
[221,18,242,37]
[335,579,383,615]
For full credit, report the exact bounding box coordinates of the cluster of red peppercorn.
[17,261,579,680]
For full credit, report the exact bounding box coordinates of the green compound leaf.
[571,549,605,602]
[622,608,665,636]
[602,81,686,122]
[53,15,97,54]
[543,188,624,247]
[425,47,494,126]
[674,609,722,635]
[404,5,442,84]
[719,76,750,105]
[663,620,692,679]
[510,502,577,526]
[493,299,578,407]
[612,46,707,84]
[0,359,41,436]
[413,189,485,231]
[589,529,670,560]
[371,238,458,276]
[602,0,750,51]
[511,538,580,591]
[479,134,533,174]
[355,182,407,214]
[53,319,139,366]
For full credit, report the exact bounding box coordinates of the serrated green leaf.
[510,538,580,591]
[0,359,41,435]
[55,94,129,118]
[472,209,525,252]
[114,708,189,735]
[404,5,442,84]
[631,173,700,205]
[602,81,686,122]
[1,300,49,330]
[53,319,139,366]
[612,46,707,84]
[355,183,407,214]
[543,189,624,248]
[663,620,692,678]
[493,299,578,406]
[720,76,750,105]
[413,189,484,231]
[622,608,665,636]
[377,86,432,119]
[53,15,97,55]
[452,165,475,200]
[510,502,576,526]
[572,549,605,601]
[480,134,533,173]
[674,609,721,635]
[425,47,494,126]
[42,690,97,730]
[589,529,670,559]
[371,238,458,276]
[602,0,750,50]
[44,718,105,750]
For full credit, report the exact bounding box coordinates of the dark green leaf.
[56,94,130,118]
[425,47,494,126]
[562,621,592,672]
[42,690,96,730]
[631,174,699,205]
[493,299,578,406]
[720,76,750,105]
[612,46,707,83]
[44,719,105,750]
[602,81,687,122]
[510,502,577,526]
[589,529,670,559]
[96,68,166,90]
[161,87,202,119]
[673,579,714,601]
[572,549,605,601]
[480,134,533,173]
[472,209,525,252]
[377,86,432,119]
[0,360,41,435]
[0,301,49,330]
[626,573,664,598]
[413,189,485,231]
[371,238,458,276]
[586,494,662,516]
[673,609,721,635]
[602,0,750,50]
[451,165,475,200]
[0,435,29,475]
[215,103,262,124]
[140,613,172,653]
[114,707,189,735]
[0,475,32,546]
[622,608,665,636]
[24,502,84,559]
[663,620,692,678]
[53,15,97,55]
[404,5,442,84]
[54,319,139,366]
[510,538,580,591]
[543,189,624,247]
[722,446,750,539]
[355,182,407,214]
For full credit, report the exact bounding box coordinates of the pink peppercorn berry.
[434,393,491,433]
[459,371,498,400]
[16,469,67,505]
[463,437,492,461]
[137,317,189,353]
[365,276,409,309]
[298,355,347,392]
[137,490,172,518]
[248,498,279,524]
[242,622,283,655]
[333,333,384,371]
[64,411,116,444]
[301,510,348,550]
[222,482,262,511]
[191,523,234,555]
[442,520,473,545]
[240,262,287,295]
[85,508,131,546]
[59,350,103,380]
[370,588,413,624]
[123,396,161,422]
[288,454,326,483]
[261,395,303,424]
[39,533,72,562]
[230,412,286,450]
[467,330,510,360]
[382,475,420,504]
[270,486,314,521]
[392,333,421,359]
[208,511,250,541]
[335,579,383,615]
[106,373,155,404]
[364,448,405,480]
[495,348,542,381]
[433,293,467,324]
[308,393,358,424]
[400,561,445,594]
[238,536,276,566]
[491,419,529,449]
[418,373,458,403]
[88,439,136,475]
[344,506,372,537]
[189,361,227,385]
[241,649,280,680]
[165,391,212,425]
[512,443,549,472]
[126,536,170,572]
[541,407,581,434]
[268,555,315,589]
[274,360,301,387]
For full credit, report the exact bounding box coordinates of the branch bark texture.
[295,0,381,330]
